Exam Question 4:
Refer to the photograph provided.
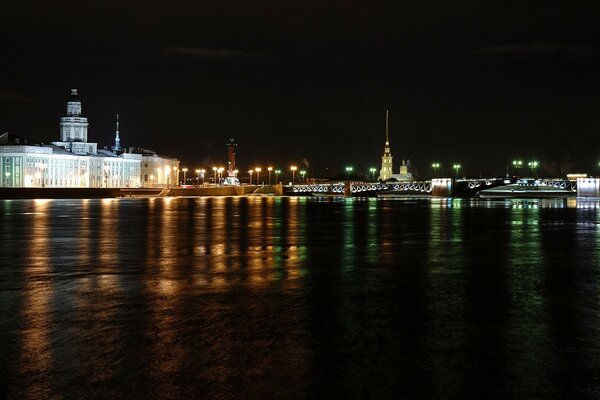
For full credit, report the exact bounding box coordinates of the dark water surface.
[2,196,600,399]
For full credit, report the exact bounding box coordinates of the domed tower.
[59,89,89,142]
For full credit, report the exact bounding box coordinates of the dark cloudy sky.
[1,1,599,177]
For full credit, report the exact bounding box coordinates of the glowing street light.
[195,169,201,186]
[512,160,523,176]
[233,169,239,177]
[432,162,440,177]
[369,167,377,182]
[453,164,461,178]
[248,169,253,185]
[267,166,273,185]
[255,167,262,185]
[212,167,217,184]
[528,161,538,178]
[182,167,188,185]
[300,170,306,182]
[217,167,224,184]
[345,166,353,181]
[275,169,281,184]
[290,165,297,185]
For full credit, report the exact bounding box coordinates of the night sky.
[1,1,599,178]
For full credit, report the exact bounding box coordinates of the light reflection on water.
[1,196,600,399]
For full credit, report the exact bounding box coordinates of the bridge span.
[283,178,577,197]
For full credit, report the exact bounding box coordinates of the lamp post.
[453,164,461,178]
[432,162,440,178]
[345,166,353,181]
[512,160,523,176]
[369,167,376,182]
[248,170,253,185]
[528,161,538,178]
[255,167,262,185]
[300,170,306,183]
[195,169,201,186]
[104,165,110,187]
[267,166,273,185]
[217,167,224,184]
[165,166,170,189]
[182,168,188,185]
[275,169,281,184]
[36,162,47,187]
[5,171,10,187]
[212,167,217,185]
[290,165,297,185]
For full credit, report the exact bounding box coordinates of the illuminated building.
[0,89,178,188]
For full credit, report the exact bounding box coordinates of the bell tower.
[378,110,393,181]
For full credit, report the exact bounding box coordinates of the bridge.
[283,178,577,197]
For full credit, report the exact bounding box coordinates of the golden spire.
[385,109,389,145]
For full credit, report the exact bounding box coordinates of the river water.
[1,196,600,399]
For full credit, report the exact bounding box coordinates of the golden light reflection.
[20,199,53,398]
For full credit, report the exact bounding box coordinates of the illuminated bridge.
[282,178,577,197]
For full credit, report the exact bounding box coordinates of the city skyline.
[1,2,599,175]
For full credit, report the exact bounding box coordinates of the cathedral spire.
[378,109,393,181]
[385,109,389,145]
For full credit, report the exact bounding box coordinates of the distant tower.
[59,89,89,142]
[227,138,237,177]
[112,114,121,152]
[378,110,393,181]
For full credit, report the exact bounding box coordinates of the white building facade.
[0,89,178,188]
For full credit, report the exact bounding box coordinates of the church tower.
[59,89,89,142]
[378,110,393,181]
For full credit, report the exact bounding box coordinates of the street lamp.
[512,160,523,176]
[104,165,110,187]
[255,167,262,185]
[217,167,224,184]
[212,167,217,184]
[36,162,47,187]
[182,167,188,185]
[248,169,253,185]
[453,164,461,178]
[195,169,201,186]
[432,162,440,177]
[528,161,538,178]
[300,170,306,182]
[4,171,10,187]
[174,167,179,185]
[267,166,273,185]
[275,169,281,184]
[369,167,377,182]
[200,169,206,185]
[234,169,239,178]
[165,166,171,189]
[290,165,297,185]
[345,166,353,181]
